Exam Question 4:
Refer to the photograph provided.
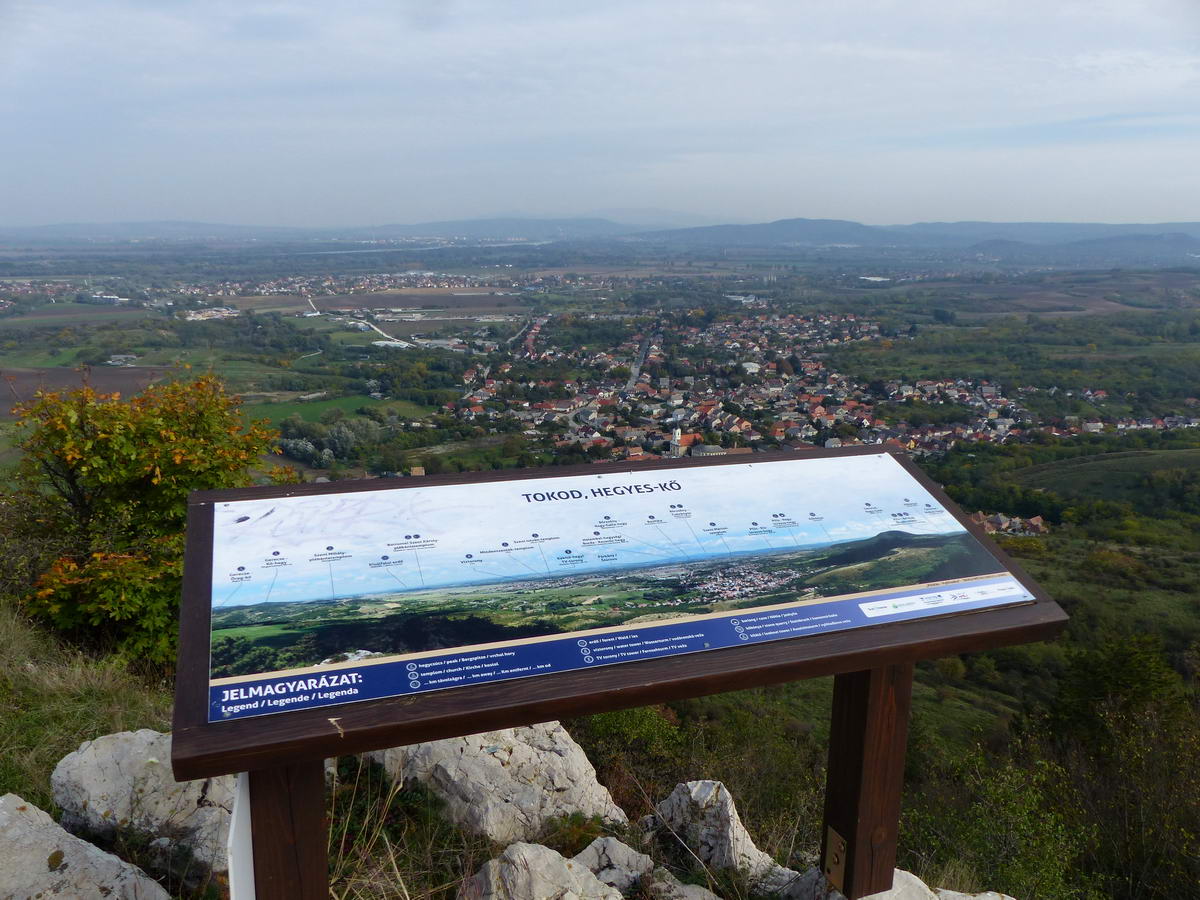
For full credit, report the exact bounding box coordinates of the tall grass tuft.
[327,757,495,900]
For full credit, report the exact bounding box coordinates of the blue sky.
[2,0,1198,226]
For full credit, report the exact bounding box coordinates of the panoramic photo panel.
[207,453,1034,721]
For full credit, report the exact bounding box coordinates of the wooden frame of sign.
[172,447,1066,899]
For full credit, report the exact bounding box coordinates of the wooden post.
[820,664,914,899]
[248,760,328,899]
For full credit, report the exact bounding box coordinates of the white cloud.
[2,0,1198,223]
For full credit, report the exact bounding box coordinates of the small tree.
[13,376,277,666]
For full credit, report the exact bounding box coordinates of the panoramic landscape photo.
[209,525,1004,679]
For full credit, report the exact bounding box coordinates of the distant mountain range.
[635,218,887,247]
[959,232,1200,265]
[633,217,1200,249]
[890,220,1200,246]
[3,216,1199,266]
[627,217,1200,266]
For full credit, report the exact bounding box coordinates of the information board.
[204,452,1034,722]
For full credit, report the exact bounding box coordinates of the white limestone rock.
[869,870,937,900]
[0,793,169,899]
[802,867,947,900]
[569,833,737,900]
[51,729,233,878]
[644,867,724,900]
[371,721,627,843]
[761,865,825,897]
[458,841,622,900]
[936,890,1017,900]
[654,780,809,897]
[572,836,655,892]
[636,862,1005,900]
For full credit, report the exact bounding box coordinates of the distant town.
[3,266,1197,474]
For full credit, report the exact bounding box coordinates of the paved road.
[506,318,533,346]
[572,402,596,427]
[625,334,651,391]
[565,332,653,429]
[304,299,403,344]
[362,321,396,340]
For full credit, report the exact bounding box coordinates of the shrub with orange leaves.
[13,376,277,666]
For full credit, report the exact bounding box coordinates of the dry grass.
[0,496,170,809]
[0,597,173,811]
[925,858,984,894]
[327,758,496,900]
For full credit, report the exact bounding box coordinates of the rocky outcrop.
[572,836,655,892]
[571,836,725,900]
[459,841,622,900]
[647,780,999,900]
[821,869,1007,900]
[19,726,1016,900]
[465,839,736,900]
[642,869,724,900]
[0,793,169,899]
[653,780,814,897]
[51,729,233,881]
[371,721,628,843]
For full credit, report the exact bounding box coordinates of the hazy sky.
[2,0,1198,226]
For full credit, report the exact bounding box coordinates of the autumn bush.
[10,376,278,667]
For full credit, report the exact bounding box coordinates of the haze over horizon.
[3,0,1198,228]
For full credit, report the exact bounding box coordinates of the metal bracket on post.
[823,825,848,893]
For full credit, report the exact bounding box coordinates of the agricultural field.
[332,287,523,304]
[1011,448,1200,507]
[219,290,531,341]
[216,294,315,314]
[245,393,434,426]
[223,288,530,315]
[844,270,1200,321]
[0,366,172,418]
[0,303,154,327]
[0,347,87,367]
